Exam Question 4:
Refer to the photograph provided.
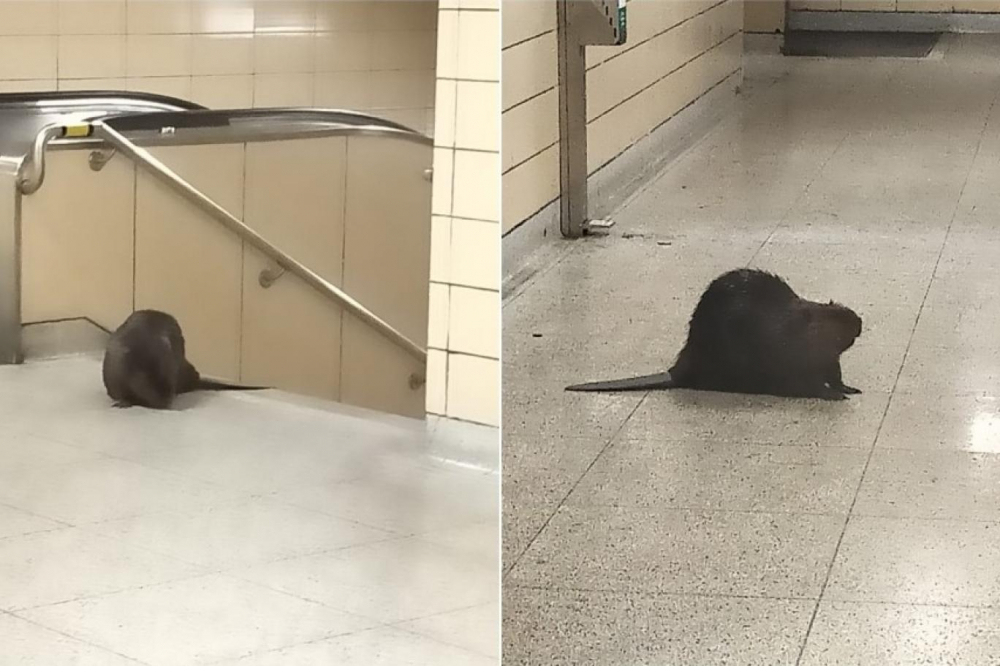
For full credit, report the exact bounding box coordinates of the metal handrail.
[18,107,432,195]
[21,119,426,363]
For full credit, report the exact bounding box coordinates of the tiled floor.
[0,355,498,665]
[503,34,1000,665]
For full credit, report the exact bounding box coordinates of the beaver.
[565,268,862,400]
[102,309,264,409]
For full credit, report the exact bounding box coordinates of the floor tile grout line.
[2,607,155,666]
[505,582,1000,611]
[793,79,1000,666]
[503,394,649,579]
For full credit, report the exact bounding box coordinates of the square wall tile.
[254,0,315,33]
[430,215,452,284]
[456,80,499,152]
[58,1,126,35]
[253,72,313,107]
[313,71,369,108]
[190,74,253,108]
[436,9,459,79]
[314,31,370,72]
[434,79,457,147]
[452,149,499,221]
[368,69,435,110]
[126,34,192,77]
[447,353,499,426]
[0,79,55,93]
[448,286,500,359]
[426,348,448,415]
[428,282,450,350]
[0,37,58,80]
[192,34,253,75]
[58,35,126,79]
[371,1,439,31]
[450,219,498,290]
[192,0,255,33]
[254,32,314,74]
[58,77,126,91]
[370,29,437,71]
[457,10,499,81]
[126,0,193,34]
[431,147,454,216]
[0,1,57,36]
[126,75,191,98]
[315,1,372,32]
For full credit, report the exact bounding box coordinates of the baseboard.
[789,10,1000,33]
[502,70,741,298]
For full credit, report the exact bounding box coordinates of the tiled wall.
[745,0,785,32]
[792,0,1000,11]
[427,0,500,427]
[501,0,744,236]
[0,0,438,134]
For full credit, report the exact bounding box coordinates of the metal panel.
[0,157,21,364]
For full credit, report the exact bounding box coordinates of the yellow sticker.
[62,124,92,138]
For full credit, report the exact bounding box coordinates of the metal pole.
[557,0,590,239]
[0,157,22,364]
[94,122,427,364]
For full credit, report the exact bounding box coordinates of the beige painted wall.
[745,0,786,31]
[792,0,1000,11]
[427,0,500,427]
[501,0,744,236]
[0,0,437,134]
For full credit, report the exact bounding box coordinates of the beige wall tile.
[0,79,56,93]
[368,69,435,110]
[244,137,347,282]
[450,219,499,290]
[254,0,315,32]
[427,282,450,350]
[435,9,459,79]
[0,1,57,36]
[20,150,134,330]
[313,31,370,71]
[501,143,558,234]
[370,30,437,71]
[502,0,554,47]
[431,147,454,216]
[58,35,126,79]
[0,37,58,80]
[446,353,498,426]
[455,80,498,152]
[447,286,499,358]
[127,0,193,34]
[241,248,342,400]
[58,1,127,35]
[314,71,370,108]
[134,144,244,379]
[456,10,499,81]
[314,1,372,32]
[192,34,253,75]
[426,349,447,415]
[192,0,255,33]
[341,314,426,419]
[343,136,433,347]
[452,149,499,221]
[126,75,192,98]
[190,74,253,108]
[57,77,126,91]
[501,88,557,172]
[429,216,452,284]
[253,32,314,73]
[253,72,313,106]
[434,79,457,147]
[126,35,192,76]
[371,1,438,31]
[501,30,556,109]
